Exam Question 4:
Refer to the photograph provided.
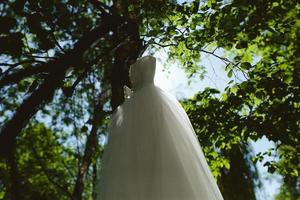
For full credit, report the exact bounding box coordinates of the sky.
[147,49,282,200]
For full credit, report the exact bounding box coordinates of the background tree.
[0,123,76,199]
[0,0,299,199]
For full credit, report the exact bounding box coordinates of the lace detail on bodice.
[129,55,156,91]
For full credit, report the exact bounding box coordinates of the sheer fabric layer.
[96,84,223,200]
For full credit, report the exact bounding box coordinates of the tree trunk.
[92,161,98,200]
[72,17,143,200]
[6,143,20,200]
[71,103,106,200]
[219,144,257,200]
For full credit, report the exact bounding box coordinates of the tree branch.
[150,40,249,79]
[0,13,112,158]
[62,37,131,98]
[0,60,45,68]
[71,85,110,200]
[90,0,112,13]
[0,64,52,88]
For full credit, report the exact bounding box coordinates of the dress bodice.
[129,55,156,91]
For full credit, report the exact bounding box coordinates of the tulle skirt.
[96,84,223,200]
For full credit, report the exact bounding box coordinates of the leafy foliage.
[176,1,299,198]
[0,0,299,199]
[0,123,77,200]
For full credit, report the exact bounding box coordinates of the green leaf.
[227,69,233,78]
[236,40,248,49]
[240,62,252,70]
[81,125,88,132]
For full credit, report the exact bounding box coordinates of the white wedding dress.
[96,55,223,200]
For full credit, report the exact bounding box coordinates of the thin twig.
[150,40,250,79]
[0,60,46,76]
[52,33,66,54]
[23,54,56,59]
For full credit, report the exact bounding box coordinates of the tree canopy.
[0,0,299,199]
